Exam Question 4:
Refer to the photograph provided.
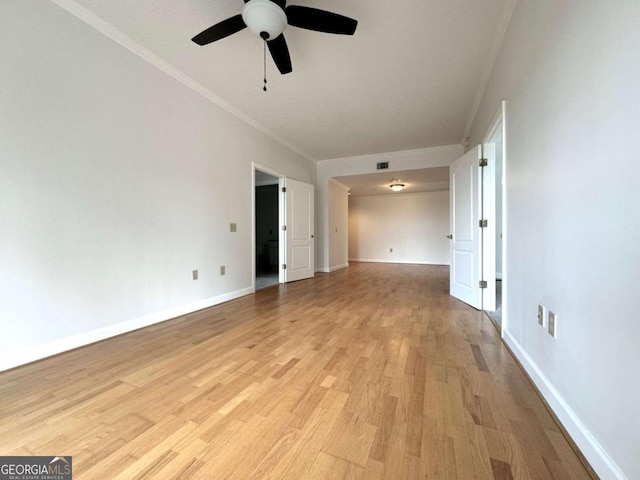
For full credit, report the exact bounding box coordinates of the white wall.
[0,0,314,370]
[327,179,349,271]
[316,145,462,272]
[468,1,640,478]
[349,191,449,265]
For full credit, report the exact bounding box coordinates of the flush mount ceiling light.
[389,179,405,192]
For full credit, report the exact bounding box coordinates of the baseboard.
[315,263,349,273]
[0,287,254,372]
[329,263,349,272]
[504,331,626,480]
[348,258,449,266]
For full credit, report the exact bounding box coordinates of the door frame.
[252,163,286,290]
[482,101,507,336]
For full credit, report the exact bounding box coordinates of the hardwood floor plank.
[471,344,490,372]
[466,423,495,480]
[0,264,592,479]
[322,411,377,467]
[368,395,399,462]
[305,451,363,480]
[491,457,515,480]
[245,426,300,480]
[257,403,345,479]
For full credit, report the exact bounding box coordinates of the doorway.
[254,168,281,290]
[253,165,316,290]
[449,101,506,334]
[483,101,506,333]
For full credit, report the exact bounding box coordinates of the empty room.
[1,1,638,479]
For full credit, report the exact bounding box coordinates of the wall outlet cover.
[538,305,545,326]
[220,266,225,276]
[230,223,237,233]
[192,270,198,280]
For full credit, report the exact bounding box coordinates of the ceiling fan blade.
[267,34,292,74]
[285,6,357,35]
[191,14,246,45]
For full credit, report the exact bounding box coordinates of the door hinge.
[282,187,286,193]
[479,280,488,289]
[282,264,287,270]
[479,219,488,228]
[479,158,488,167]
[282,225,287,231]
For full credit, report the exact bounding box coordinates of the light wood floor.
[0,263,592,479]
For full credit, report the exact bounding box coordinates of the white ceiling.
[67,0,513,161]
[336,166,449,197]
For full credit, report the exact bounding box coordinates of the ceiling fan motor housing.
[242,0,287,40]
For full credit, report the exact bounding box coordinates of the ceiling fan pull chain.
[263,40,268,92]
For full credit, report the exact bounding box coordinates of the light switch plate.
[230,223,237,233]
[220,266,225,276]
[548,311,557,337]
[192,270,198,280]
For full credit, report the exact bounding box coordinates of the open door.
[283,178,315,282]
[449,145,483,309]
[449,144,498,311]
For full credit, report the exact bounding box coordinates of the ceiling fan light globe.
[390,184,405,192]
[242,0,287,40]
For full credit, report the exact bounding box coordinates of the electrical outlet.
[192,269,198,280]
[548,311,557,337]
[230,223,237,233]
[537,305,545,326]
[220,266,225,276]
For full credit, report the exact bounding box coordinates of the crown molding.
[462,0,517,143]
[50,0,316,165]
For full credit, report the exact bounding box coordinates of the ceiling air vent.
[376,162,389,170]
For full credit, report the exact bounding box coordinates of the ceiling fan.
[191,0,358,76]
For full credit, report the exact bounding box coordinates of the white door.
[450,145,483,309]
[283,178,315,282]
